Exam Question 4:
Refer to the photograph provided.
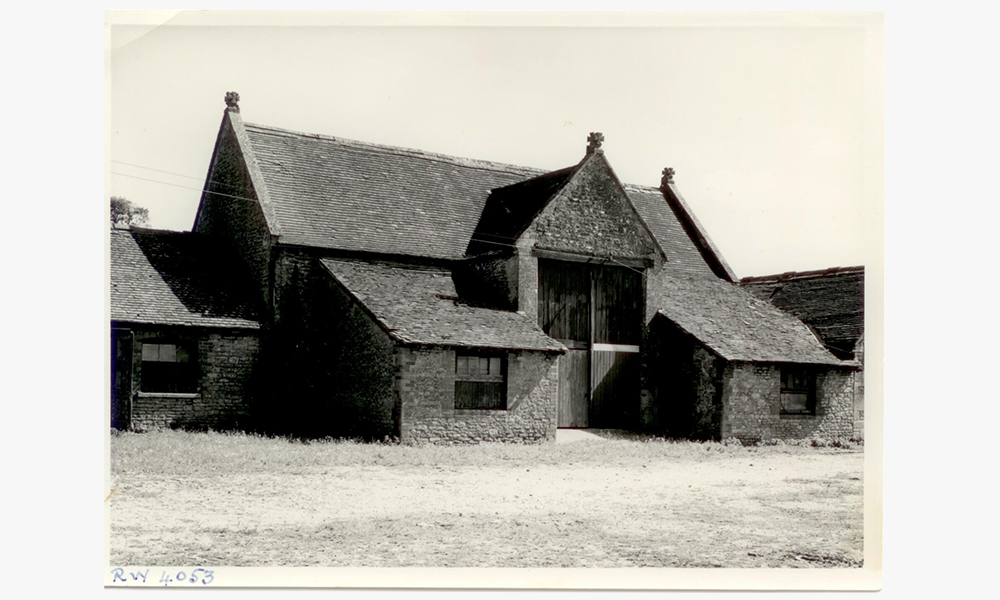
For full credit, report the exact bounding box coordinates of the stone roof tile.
[654,274,851,366]
[321,258,564,352]
[243,122,724,275]
[741,266,865,356]
[110,228,261,329]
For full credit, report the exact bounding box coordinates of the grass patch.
[111,429,858,476]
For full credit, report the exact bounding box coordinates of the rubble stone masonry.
[126,327,260,430]
[397,348,559,444]
[720,363,855,443]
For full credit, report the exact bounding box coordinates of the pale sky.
[108,12,882,278]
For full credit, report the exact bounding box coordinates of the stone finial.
[225,91,240,112]
[586,132,604,154]
[660,167,675,188]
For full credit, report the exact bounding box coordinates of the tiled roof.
[110,228,261,329]
[653,274,850,366]
[244,123,539,259]
[320,258,565,352]
[242,121,726,274]
[741,266,864,356]
[467,166,578,255]
[625,184,720,279]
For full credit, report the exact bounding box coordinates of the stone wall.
[529,154,658,260]
[853,337,865,440]
[262,250,398,439]
[515,233,538,318]
[397,347,559,444]
[720,363,856,443]
[119,325,260,431]
[453,251,518,310]
[642,316,723,438]
[194,116,275,312]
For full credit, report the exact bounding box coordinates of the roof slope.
[320,258,565,352]
[241,121,725,275]
[653,274,850,366]
[467,166,578,255]
[110,228,261,329]
[625,185,720,278]
[245,123,539,259]
[741,266,864,356]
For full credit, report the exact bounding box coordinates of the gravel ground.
[109,432,863,568]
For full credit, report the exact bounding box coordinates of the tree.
[110,196,149,227]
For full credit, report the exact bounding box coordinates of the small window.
[454,352,506,410]
[780,367,816,415]
[141,342,197,393]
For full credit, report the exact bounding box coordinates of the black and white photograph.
[103,10,882,590]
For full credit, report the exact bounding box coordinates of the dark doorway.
[111,328,133,430]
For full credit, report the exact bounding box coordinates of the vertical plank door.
[539,259,591,427]
[589,266,643,429]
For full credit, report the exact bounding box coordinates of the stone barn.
[741,267,866,440]
[109,93,864,443]
[110,228,262,430]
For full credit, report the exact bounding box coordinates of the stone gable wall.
[720,363,855,443]
[194,118,274,312]
[529,155,658,260]
[120,325,260,431]
[397,347,559,444]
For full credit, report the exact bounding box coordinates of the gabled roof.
[227,115,727,275]
[741,266,864,357]
[653,274,851,366]
[466,165,578,255]
[244,122,539,259]
[320,258,565,353]
[657,181,738,281]
[110,228,261,329]
[625,184,723,279]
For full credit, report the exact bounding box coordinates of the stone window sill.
[136,392,201,399]
[779,413,816,419]
[453,408,507,415]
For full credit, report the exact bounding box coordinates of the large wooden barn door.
[539,260,643,429]
[539,261,591,427]
[590,266,643,429]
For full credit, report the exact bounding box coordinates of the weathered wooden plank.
[590,351,639,429]
[592,265,643,345]
[542,260,644,429]
[538,259,590,343]
[558,349,590,428]
[592,343,640,353]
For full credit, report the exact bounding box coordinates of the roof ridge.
[244,122,547,178]
[623,182,663,193]
[111,226,196,237]
[741,265,865,283]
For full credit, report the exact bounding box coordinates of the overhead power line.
[110,160,206,181]
[111,163,649,274]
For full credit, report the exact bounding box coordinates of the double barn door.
[538,259,643,429]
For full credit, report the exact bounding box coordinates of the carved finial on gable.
[225,91,240,112]
[586,132,604,155]
[660,167,675,188]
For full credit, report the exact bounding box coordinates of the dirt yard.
[108,431,863,568]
